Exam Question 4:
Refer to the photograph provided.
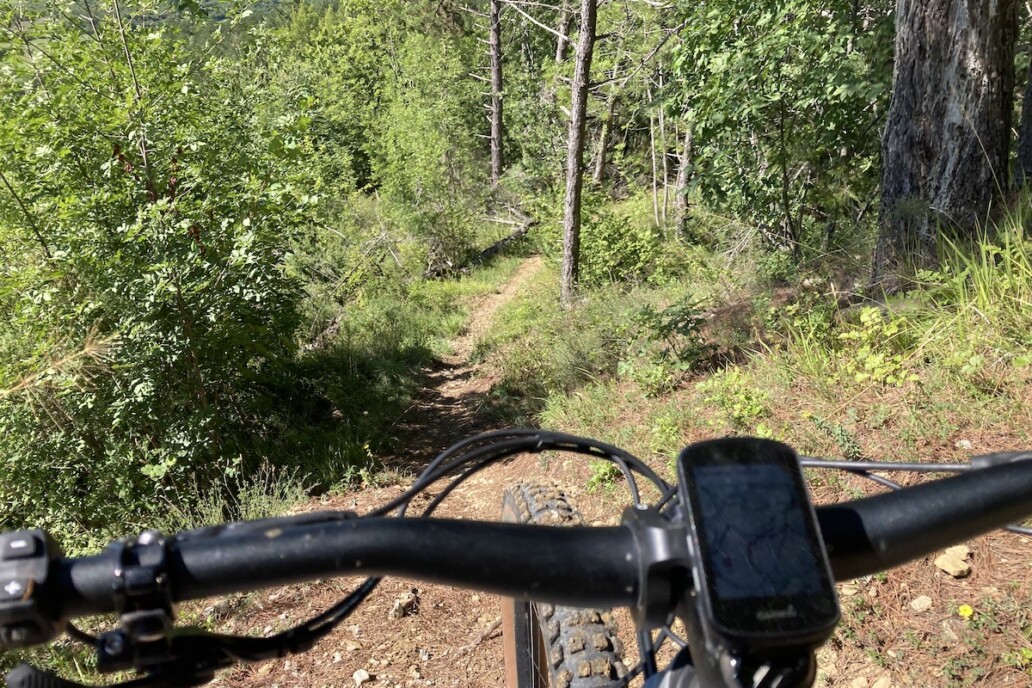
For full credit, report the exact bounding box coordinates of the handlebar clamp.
[98,530,177,673]
[109,530,174,619]
[0,530,63,649]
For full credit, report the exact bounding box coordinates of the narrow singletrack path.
[394,255,544,463]
[222,256,547,688]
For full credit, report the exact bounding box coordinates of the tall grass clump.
[911,215,1032,393]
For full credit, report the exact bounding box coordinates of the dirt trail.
[393,255,543,463]
[221,256,549,688]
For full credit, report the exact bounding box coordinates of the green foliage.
[673,0,893,254]
[580,208,662,286]
[916,224,1032,352]
[586,460,622,492]
[696,367,769,431]
[0,4,312,541]
[837,308,918,387]
[616,296,715,397]
[155,464,311,531]
[634,298,715,367]
[374,32,486,268]
[806,413,864,461]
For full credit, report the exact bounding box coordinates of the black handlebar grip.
[6,664,91,688]
[817,458,1032,580]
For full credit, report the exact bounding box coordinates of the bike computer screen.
[678,438,839,647]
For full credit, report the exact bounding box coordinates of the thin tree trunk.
[674,124,693,240]
[648,86,659,227]
[778,99,799,258]
[659,75,669,226]
[1017,60,1032,186]
[0,168,52,260]
[555,1,573,63]
[489,0,504,186]
[875,0,1018,279]
[560,0,597,308]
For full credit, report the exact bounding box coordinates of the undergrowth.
[474,205,1032,686]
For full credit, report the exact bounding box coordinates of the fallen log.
[424,217,535,279]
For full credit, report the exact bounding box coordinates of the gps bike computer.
[677,437,840,652]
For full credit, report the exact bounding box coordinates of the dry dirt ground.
[209,256,1031,688]
[216,255,587,688]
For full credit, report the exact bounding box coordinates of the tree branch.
[0,167,53,260]
[501,0,571,42]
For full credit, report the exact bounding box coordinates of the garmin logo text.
[756,605,799,621]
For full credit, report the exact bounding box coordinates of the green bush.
[0,9,311,543]
[580,210,662,286]
[696,367,770,431]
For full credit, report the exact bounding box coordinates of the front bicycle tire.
[500,481,626,688]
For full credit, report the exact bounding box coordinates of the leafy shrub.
[0,9,311,541]
[617,358,674,398]
[837,308,918,387]
[580,209,662,286]
[616,297,716,397]
[696,367,770,431]
[587,460,622,493]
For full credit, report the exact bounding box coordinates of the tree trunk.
[489,0,504,186]
[650,111,660,227]
[673,125,693,240]
[659,75,669,226]
[555,1,573,63]
[874,0,1018,279]
[1017,60,1032,186]
[560,0,597,308]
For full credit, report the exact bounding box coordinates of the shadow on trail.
[265,255,547,485]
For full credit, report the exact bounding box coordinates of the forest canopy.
[0,0,1029,546]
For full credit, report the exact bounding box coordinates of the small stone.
[941,619,963,643]
[954,439,973,450]
[934,546,972,578]
[390,590,419,619]
[871,674,892,688]
[839,583,860,596]
[946,544,971,559]
[849,678,868,688]
[353,669,372,687]
[910,595,933,612]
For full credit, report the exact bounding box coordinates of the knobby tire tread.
[502,481,626,688]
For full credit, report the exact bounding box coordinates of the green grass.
[479,204,1032,472]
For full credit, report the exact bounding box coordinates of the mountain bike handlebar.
[15,454,1032,625]
[1,437,1031,688]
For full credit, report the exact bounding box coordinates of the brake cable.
[13,431,662,688]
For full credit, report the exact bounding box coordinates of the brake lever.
[7,664,87,688]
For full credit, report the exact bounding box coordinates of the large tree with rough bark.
[874,0,1018,279]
